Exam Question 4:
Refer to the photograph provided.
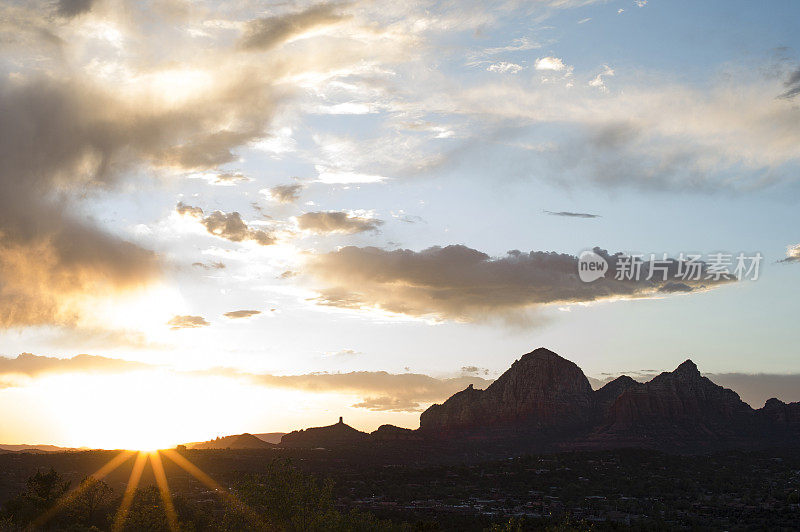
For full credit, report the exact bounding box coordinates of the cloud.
[248,370,493,412]
[323,348,361,357]
[202,211,275,245]
[223,310,261,319]
[461,365,490,376]
[239,4,346,52]
[167,315,210,329]
[0,78,172,328]
[0,353,146,387]
[177,203,276,245]
[215,172,250,184]
[188,172,251,186]
[56,0,96,18]
[778,68,800,100]
[0,58,283,328]
[315,167,387,184]
[192,261,226,270]
[535,57,566,71]
[306,245,733,322]
[296,211,383,234]
[176,202,204,218]
[449,72,800,190]
[589,64,615,92]
[544,210,600,218]
[482,37,541,55]
[266,183,304,203]
[487,62,523,74]
[778,243,800,263]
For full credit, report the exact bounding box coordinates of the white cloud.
[487,62,523,74]
[483,37,541,54]
[315,166,387,184]
[312,102,376,115]
[780,244,800,263]
[589,64,615,92]
[535,56,566,71]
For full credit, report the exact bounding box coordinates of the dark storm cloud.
[544,210,601,218]
[268,183,304,203]
[167,315,210,329]
[239,4,346,51]
[297,211,383,234]
[176,203,276,246]
[307,245,733,322]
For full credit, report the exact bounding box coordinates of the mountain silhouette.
[192,348,800,454]
[419,348,593,435]
[414,348,800,451]
[275,348,800,453]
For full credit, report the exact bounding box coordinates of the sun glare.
[43,372,228,450]
[31,370,297,450]
[84,283,184,339]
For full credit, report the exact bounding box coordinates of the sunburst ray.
[112,451,149,531]
[161,448,266,528]
[150,451,180,532]
[32,450,136,528]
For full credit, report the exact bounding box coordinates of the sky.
[0,0,799,449]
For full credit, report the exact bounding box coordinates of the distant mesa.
[371,424,422,442]
[280,416,370,448]
[251,432,286,445]
[188,433,276,450]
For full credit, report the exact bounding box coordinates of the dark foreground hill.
[280,348,800,454]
